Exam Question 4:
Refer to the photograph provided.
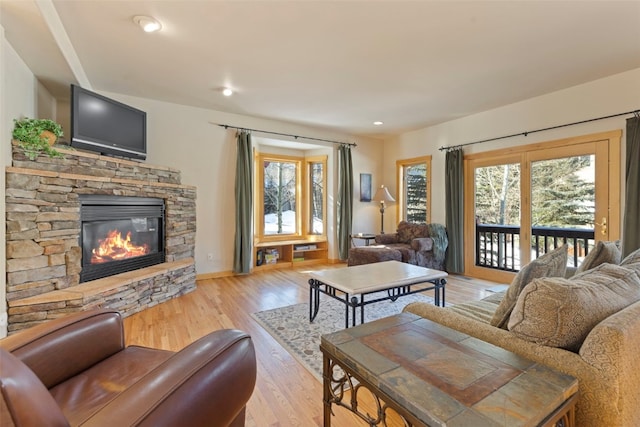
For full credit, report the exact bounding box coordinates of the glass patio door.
[529,149,597,269]
[464,131,621,282]
[473,158,521,272]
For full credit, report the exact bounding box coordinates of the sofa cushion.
[447,291,504,323]
[508,263,640,352]
[574,240,621,275]
[490,245,568,329]
[396,221,428,243]
[49,346,173,426]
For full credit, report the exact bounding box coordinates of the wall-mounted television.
[70,84,147,160]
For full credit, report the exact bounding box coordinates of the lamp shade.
[373,185,395,203]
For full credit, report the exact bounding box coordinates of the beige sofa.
[404,244,640,427]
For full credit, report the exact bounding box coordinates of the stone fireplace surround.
[5,144,197,333]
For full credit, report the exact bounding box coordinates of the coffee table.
[309,261,447,329]
[320,312,578,427]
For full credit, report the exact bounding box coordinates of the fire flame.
[91,229,149,264]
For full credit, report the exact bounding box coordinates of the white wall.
[1,33,39,337]
[36,80,56,120]
[384,68,640,228]
[351,140,387,236]
[98,91,382,274]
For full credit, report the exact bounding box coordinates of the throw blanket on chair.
[427,223,448,266]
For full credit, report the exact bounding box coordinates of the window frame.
[255,152,327,242]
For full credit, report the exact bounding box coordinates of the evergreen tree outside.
[405,163,427,223]
[531,155,594,227]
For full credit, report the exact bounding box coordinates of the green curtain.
[445,148,464,273]
[622,116,640,257]
[337,145,353,260]
[233,131,253,274]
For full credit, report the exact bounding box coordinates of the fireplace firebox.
[79,195,165,282]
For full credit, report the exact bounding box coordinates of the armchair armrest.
[82,329,257,427]
[375,233,399,244]
[411,237,434,252]
[0,309,124,388]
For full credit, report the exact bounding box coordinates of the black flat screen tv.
[70,84,147,160]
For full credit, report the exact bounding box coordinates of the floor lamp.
[373,185,395,234]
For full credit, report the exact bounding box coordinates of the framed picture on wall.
[360,173,372,202]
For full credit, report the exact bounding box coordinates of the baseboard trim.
[196,259,345,282]
[197,270,234,281]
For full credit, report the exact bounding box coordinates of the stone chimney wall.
[6,144,197,332]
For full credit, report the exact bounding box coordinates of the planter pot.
[40,130,57,146]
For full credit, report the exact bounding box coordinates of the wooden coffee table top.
[309,261,447,294]
[321,312,578,426]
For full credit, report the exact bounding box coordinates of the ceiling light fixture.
[133,15,162,33]
[222,88,233,97]
[373,121,383,126]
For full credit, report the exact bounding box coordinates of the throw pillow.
[620,246,640,270]
[620,247,640,280]
[490,245,568,329]
[574,240,622,275]
[508,263,640,352]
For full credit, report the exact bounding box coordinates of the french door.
[464,130,621,282]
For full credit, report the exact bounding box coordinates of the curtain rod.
[439,108,640,151]
[210,122,357,147]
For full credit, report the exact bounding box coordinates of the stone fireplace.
[5,144,197,333]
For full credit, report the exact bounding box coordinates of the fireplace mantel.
[5,145,197,333]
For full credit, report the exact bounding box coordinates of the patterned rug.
[251,292,436,381]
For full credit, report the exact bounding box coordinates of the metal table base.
[309,277,446,329]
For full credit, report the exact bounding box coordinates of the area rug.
[251,292,437,381]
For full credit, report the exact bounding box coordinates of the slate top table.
[320,312,579,427]
[308,261,447,328]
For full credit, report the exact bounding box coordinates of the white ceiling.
[2,0,640,139]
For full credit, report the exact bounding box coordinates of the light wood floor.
[123,263,500,426]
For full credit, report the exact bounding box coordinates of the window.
[306,156,326,235]
[464,131,621,282]
[396,156,432,223]
[256,153,327,240]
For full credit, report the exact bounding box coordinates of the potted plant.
[12,117,64,160]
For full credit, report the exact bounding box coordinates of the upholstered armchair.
[348,221,448,270]
[0,309,256,427]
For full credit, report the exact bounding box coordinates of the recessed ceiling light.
[373,121,383,126]
[133,15,162,33]
[222,88,233,97]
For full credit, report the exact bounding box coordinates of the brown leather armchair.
[0,309,256,427]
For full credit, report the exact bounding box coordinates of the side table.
[350,233,377,246]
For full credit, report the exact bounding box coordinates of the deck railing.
[475,224,595,272]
